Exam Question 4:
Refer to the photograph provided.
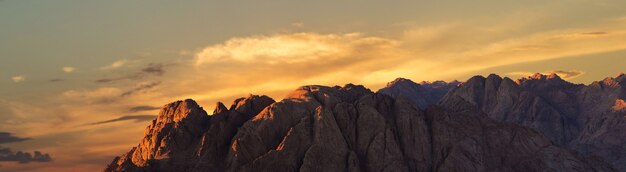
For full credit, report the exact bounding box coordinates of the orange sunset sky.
[1,0,626,171]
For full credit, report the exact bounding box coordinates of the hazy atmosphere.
[2,0,626,171]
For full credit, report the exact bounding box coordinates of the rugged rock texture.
[105,96,275,172]
[106,75,620,172]
[440,73,625,171]
[378,78,459,109]
[105,99,211,172]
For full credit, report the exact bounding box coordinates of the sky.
[1,0,626,171]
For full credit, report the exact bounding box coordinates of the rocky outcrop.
[105,99,211,172]
[105,96,275,172]
[440,73,626,171]
[106,78,617,172]
[378,78,459,109]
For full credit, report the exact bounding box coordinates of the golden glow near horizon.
[1,0,626,171]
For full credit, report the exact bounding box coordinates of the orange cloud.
[195,32,400,65]
[62,67,75,73]
[11,76,25,83]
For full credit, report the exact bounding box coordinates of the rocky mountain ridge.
[105,73,625,172]
[437,73,625,171]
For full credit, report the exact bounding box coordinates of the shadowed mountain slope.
[437,73,626,171]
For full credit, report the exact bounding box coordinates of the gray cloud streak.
[0,147,52,163]
[121,82,161,97]
[87,115,156,126]
[128,105,161,112]
[96,63,166,83]
[0,132,30,144]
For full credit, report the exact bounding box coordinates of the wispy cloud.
[551,70,585,79]
[49,78,64,82]
[62,87,123,104]
[96,63,166,83]
[291,22,304,27]
[141,63,164,76]
[11,76,25,83]
[128,105,160,112]
[62,67,75,73]
[85,115,156,126]
[195,32,401,65]
[100,59,127,70]
[121,82,161,97]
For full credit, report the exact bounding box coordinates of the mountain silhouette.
[105,73,625,172]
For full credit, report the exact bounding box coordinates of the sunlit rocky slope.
[105,73,625,172]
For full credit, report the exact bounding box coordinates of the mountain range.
[105,73,626,172]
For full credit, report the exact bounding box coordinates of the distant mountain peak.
[387,77,459,89]
[487,73,503,79]
[379,77,459,109]
[601,77,621,88]
[514,73,572,87]
[524,72,563,81]
[386,77,417,87]
[460,75,487,87]
[615,73,626,82]
[213,102,228,114]
[419,80,461,88]
[340,83,370,92]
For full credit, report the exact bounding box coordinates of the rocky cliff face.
[439,73,626,171]
[106,74,623,172]
[105,96,275,172]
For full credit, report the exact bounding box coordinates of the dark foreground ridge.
[105,73,626,172]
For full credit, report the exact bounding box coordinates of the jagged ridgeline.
[105,73,626,172]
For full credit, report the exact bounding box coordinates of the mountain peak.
[230,94,275,115]
[616,73,626,83]
[515,73,569,86]
[341,83,370,92]
[387,77,417,87]
[379,78,458,109]
[528,73,562,80]
[462,75,486,87]
[158,99,206,123]
[600,77,621,88]
[213,102,228,114]
[286,84,372,105]
[487,73,503,79]
[486,74,503,84]
[420,80,460,87]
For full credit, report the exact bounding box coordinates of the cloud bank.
[0,132,30,144]
[0,147,52,163]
